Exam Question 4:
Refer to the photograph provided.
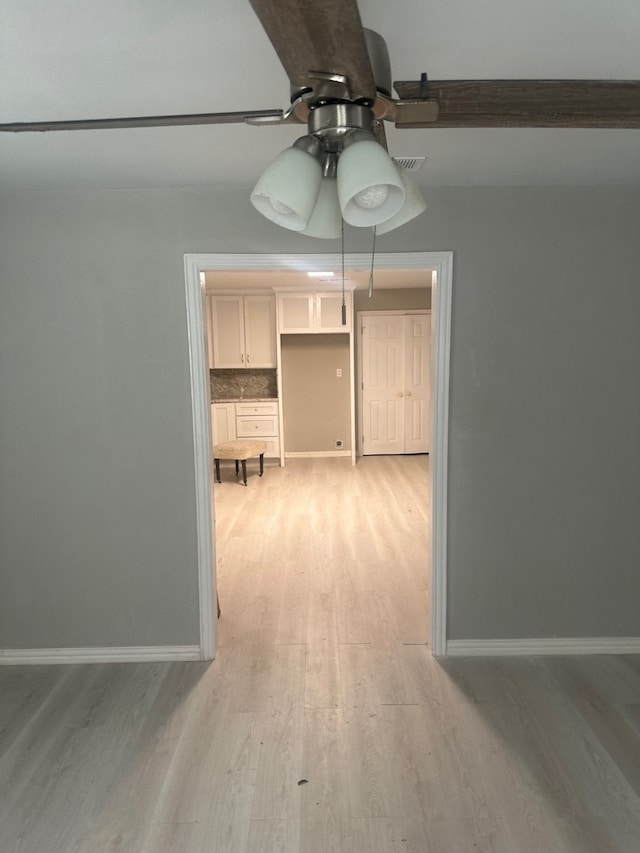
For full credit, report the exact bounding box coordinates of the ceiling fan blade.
[393,80,640,128]
[248,0,376,101]
[0,108,295,133]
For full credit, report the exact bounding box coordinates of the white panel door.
[361,315,405,454]
[404,314,431,453]
[361,311,430,456]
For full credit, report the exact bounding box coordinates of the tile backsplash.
[210,368,277,400]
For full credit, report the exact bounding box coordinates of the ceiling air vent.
[393,156,426,171]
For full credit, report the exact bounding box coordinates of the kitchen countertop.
[211,397,278,403]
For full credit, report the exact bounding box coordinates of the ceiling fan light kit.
[336,134,406,226]
[249,137,323,230]
[301,175,343,239]
[250,99,424,236]
[376,163,428,235]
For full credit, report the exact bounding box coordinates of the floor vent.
[393,156,426,171]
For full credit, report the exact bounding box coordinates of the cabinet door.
[317,292,352,332]
[278,293,314,333]
[211,403,237,446]
[244,295,276,367]
[210,296,245,367]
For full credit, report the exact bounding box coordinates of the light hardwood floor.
[1,455,640,852]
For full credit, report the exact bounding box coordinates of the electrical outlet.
[335,440,343,448]
[336,368,342,377]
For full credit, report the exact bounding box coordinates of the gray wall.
[281,334,352,452]
[1,186,639,648]
[435,188,640,640]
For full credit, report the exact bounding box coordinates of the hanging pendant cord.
[368,226,377,298]
[341,216,347,325]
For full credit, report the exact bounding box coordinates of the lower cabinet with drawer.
[211,400,280,459]
[235,401,280,458]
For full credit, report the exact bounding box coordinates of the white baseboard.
[446,637,640,657]
[285,450,351,458]
[0,645,203,665]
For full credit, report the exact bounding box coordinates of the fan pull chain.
[341,216,347,325]
[368,226,377,298]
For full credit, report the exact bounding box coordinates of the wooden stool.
[213,439,267,486]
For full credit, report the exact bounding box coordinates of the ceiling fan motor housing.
[289,29,392,107]
[308,103,375,151]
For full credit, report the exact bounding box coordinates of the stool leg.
[235,460,240,477]
[241,459,247,486]
[214,459,221,483]
[259,453,264,477]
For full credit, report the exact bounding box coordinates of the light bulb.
[354,184,389,209]
[250,136,323,231]
[270,198,294,215]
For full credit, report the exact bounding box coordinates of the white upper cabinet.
[209,294,276,368]
[243,296,277,365]
[209,296,244,367]
[317,292,351,331]
[277,291,352,334]
[277,293,314,333]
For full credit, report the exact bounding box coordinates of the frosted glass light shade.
[301,178,342,239]
[337,139,405,227]
[376,166,427,235]
[250,146,322,231]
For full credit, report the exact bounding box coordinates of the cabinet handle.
[398,392,404,398]
[247,353,250,364]
[407,391,413,397]
[241,354,244,363]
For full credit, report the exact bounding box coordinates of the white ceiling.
[1,0,639,192]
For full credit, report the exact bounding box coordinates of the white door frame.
[184,251,452,658]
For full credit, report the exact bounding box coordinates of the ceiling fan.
[2,0,639,234]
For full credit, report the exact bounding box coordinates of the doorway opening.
[184,252,452,660]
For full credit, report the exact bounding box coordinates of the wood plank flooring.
[2,456,640,851]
